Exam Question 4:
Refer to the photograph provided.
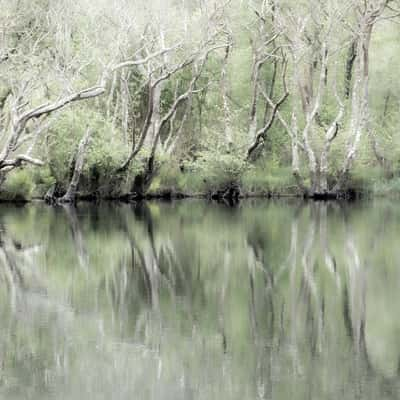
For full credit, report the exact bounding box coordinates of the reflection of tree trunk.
[119,204,153,306]
[115,203,184,317]
[219,247,230,353]
[344,226,369,362]
[143,245,160,312]
[319,203,340,288]
[132,203,161,311]
[0,243,21,312]
[300,206,323,355]
[0,223,45,312]
[289,210,302,375]
[62,205,89,273]
[246,234,274,400]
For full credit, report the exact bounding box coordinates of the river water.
[0,200,399,399]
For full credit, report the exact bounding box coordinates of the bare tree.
[107,2,233,196]
[245,1,289,161]
[334,0,391,191]
[0,0,109,186]
[262,0,390,197]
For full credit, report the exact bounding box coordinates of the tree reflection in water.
[0,200,400,399]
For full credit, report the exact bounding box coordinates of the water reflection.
[0,200,400,399]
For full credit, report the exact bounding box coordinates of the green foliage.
[241,161,298,195]
[184,146,248,193]
[47,106,127,196]
[2,169,34,201]
[148,161,183,195]
[372,177,400,197]
[177,172,207,194]
[31,167,57,197]
[2,0,400,200]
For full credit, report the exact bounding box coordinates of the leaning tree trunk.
[144,82,163,148]
[0,172,6,188]
[59,128,92,203]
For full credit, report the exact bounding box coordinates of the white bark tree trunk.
[221,44,233,147]
[59,128,92,203]
[334,24,372,192]
[144,81,163,148]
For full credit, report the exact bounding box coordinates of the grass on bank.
[1,161,400,202]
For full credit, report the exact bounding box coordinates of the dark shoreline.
[0,187,365,205]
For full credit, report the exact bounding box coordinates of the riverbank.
[0,186,371,204]
[1,163,399,203]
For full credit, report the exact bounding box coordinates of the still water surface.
[0,200,400,399]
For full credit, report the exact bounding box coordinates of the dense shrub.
[2,169,34,201]
[184,145,249,194]
[241,160,299,195]
[148,161,183,195]
[31,167,57,197]
[46,106,129,196]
